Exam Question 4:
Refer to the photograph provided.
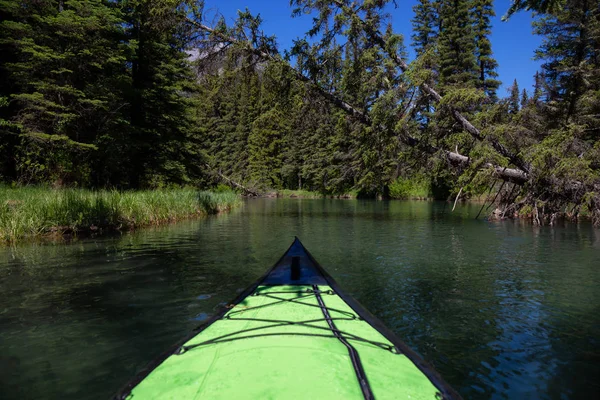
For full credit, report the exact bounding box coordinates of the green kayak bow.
[115,238,460,399]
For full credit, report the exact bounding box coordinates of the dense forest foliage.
[0,0,598,224]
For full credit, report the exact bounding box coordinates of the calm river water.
[1,199,598,399]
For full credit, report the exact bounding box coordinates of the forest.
[0,0,598,225]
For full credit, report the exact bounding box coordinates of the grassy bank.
[0,186,241,243]
[388,176,433,200]
[274,189,358,199]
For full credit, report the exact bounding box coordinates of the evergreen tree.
[471,0,500,99]
[0,1,20,181]
[0,0,126,185]
[533,0,599,122]
[122,0,203,187]
[248,106,284,189]
[437,0,478,89]
[411,0,440,128]
[0,0,207,187]
[509,79,520,114]
[0,0,597,222]
[411,0,438,56]
[520,88,529,107]
[532,71,544,103]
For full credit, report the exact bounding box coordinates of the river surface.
[1,199,598,399]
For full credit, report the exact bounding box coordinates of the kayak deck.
[117,239,459,399]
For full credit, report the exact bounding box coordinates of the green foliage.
[0,0,127,185]
[0,0,208,188]
[472,0,500,99]
[509,79,521,114]
[440,87,488,109]
[213,184,236,193]
[196,9,412,197]
[411,0,438,56]
[503,0,566,20]
[248,106,285,190]
[388,175,433,199]
[437,0,478,89]
[277,190,325,199]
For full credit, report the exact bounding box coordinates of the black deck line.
[313,284,374,400]
[113,237,463,400]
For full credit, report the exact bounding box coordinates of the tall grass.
[0,186,241,243]
[388,176,432,200]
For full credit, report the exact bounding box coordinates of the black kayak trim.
[314,284,374,400]
[114,237,462,400]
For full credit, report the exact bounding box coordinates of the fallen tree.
[205,164,261,197]
[194,21,529,185]
[192,3,599,225]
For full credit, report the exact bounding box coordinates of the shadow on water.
[0,199,598,399]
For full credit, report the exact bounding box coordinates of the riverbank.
[271,189,358,199]
[271,178,437,200]
[0,187,241,243]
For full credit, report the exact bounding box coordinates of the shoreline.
[252,193,591,224]
[4,186,592,245]
[266,190,357,199]
[264,189,436,201]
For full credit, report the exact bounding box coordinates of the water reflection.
[0,199,598,399]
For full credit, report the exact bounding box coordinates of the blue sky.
[202,0,541,97]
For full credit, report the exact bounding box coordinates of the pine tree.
[280,81,306,190]
[411,0,438,56]
[510,0,600,220]
[0,0,126,185]
[437,0,478,89]
[533,0,599,122]
[122,0,202,187]
[232,69,260,181]
[0,0,19,182]
[411,0,440,128]
[520,88,529,107]
[509,79,520,114]
[248,106,284,189]
[471,0,500,99]
[532,71,544,103]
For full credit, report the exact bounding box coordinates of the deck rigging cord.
[313,284,374,400]
[175,288,401,355]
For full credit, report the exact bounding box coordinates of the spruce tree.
[411,0,438,56]
[122,0,202,187]
[471,0,500,99]
[437,0,478,89]
[248,106,284,189]
[232,69,260,181]
[533,0,599,122]
[0,0,126,185]
[532,71,544,103]
[520,89,529,107]
[411,0,440,128]
[509,79,520,114]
